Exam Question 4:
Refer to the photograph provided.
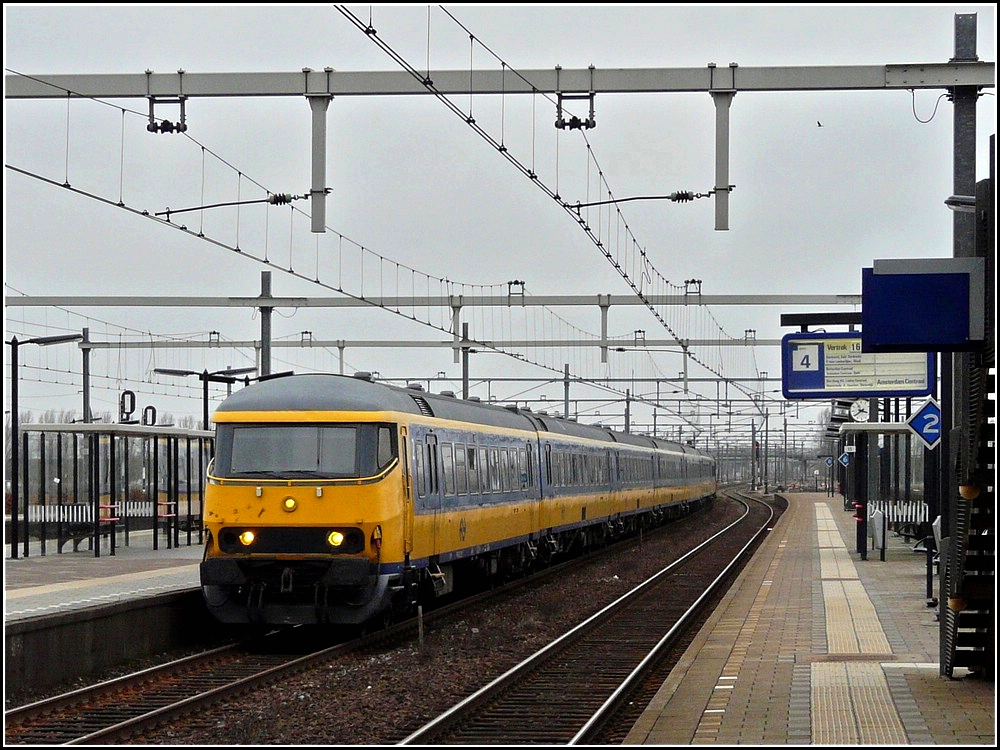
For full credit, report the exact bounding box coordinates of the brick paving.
[625,491,995,745]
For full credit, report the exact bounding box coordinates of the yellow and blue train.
[200,373,717,626]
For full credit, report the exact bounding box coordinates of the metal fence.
[6,423,214,558]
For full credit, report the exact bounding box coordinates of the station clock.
[849,398,871,422]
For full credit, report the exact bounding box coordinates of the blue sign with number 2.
[907,398,942,450]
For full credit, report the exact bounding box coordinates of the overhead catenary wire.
[4,28,799,433]
[335,4,761,406]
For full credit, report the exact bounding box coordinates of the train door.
[424,433,441,553]
[411,431,440,555]
[543,442,553,499]
[524,439,541,534]
[399,426,413,556]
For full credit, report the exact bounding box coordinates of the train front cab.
[200,416,410,626]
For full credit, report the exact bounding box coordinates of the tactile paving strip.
[812,503,904,744]
[812,661,907,744]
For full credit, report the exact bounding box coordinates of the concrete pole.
[307,92,331,233]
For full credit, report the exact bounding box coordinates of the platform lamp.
[153,367,257,431]
[7,332,84,560]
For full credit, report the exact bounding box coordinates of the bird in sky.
[817,120,823,127]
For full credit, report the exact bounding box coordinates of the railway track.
[400,489,776,745]
[3,639,326,745]
[2,549,635,745]
[6,593,488,746]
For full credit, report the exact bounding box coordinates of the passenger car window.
[455,443,468,494]
[442,443,456,496]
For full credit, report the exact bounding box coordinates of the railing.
[7,423,214,558]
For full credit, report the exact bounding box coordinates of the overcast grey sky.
[4,4,996,441]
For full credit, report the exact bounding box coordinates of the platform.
[626,491,995,745]
[4,530,202,624]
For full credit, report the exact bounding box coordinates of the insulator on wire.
[268,193,294,205]
[670,191,694,202]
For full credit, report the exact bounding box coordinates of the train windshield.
[214,423,397,479]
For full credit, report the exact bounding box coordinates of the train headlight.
[238,530,256,547]
[327,530,346,548]
[282,496,298,513]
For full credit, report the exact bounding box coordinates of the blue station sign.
[782,332,935,400]
[906,397,942,451]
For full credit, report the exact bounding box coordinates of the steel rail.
[571,490,775,744]
[398,488,773,745]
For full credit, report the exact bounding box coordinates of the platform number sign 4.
[792,344,820,372]
[906,397,942,451]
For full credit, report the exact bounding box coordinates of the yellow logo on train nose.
[282,496,298,512]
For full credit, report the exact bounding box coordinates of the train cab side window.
[377,426,395,470]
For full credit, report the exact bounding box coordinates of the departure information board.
[781,332,935,399]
